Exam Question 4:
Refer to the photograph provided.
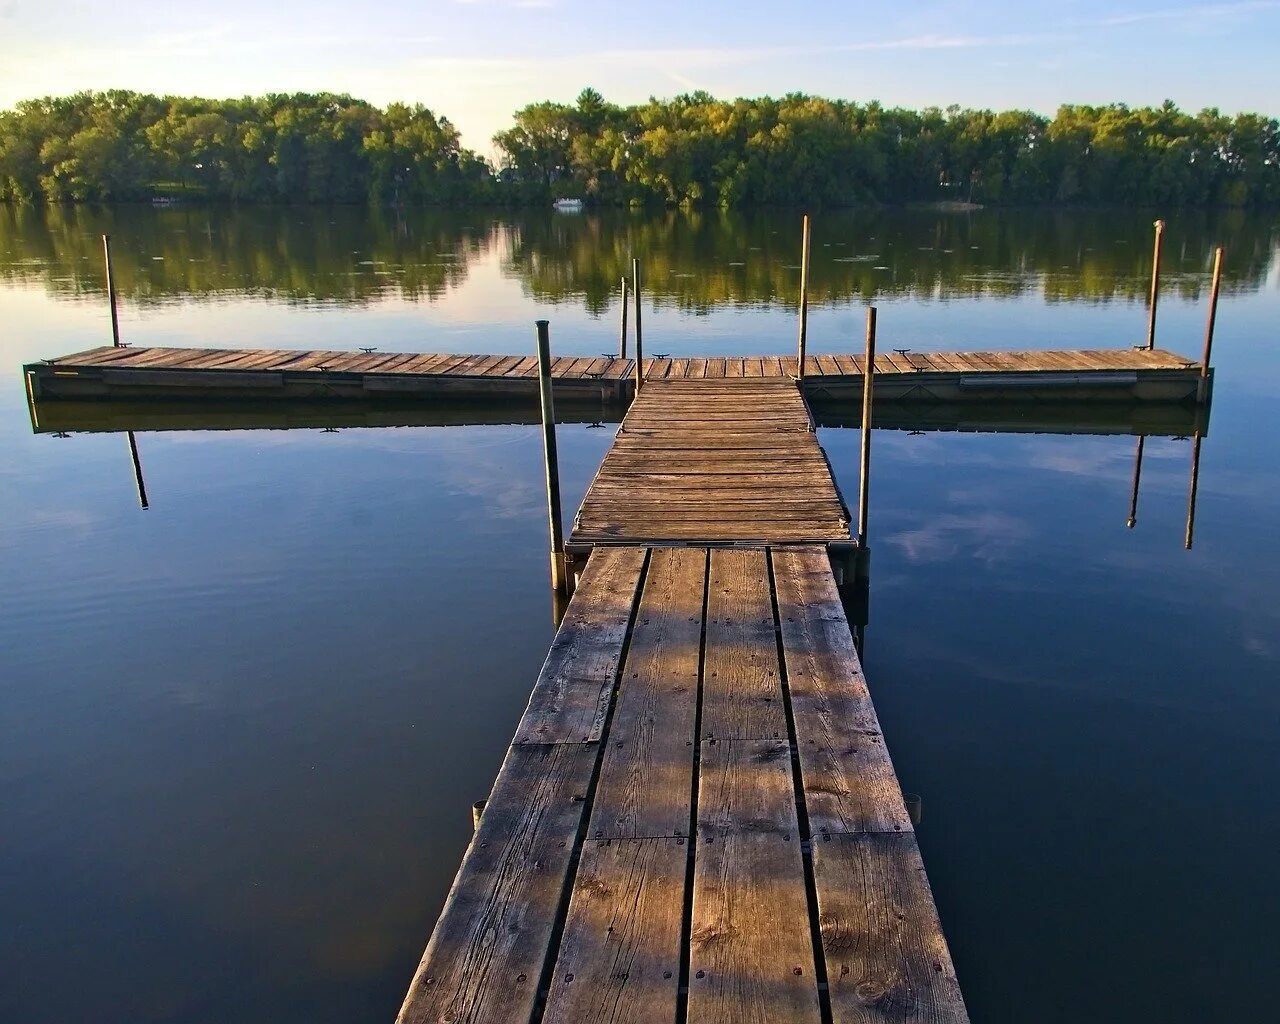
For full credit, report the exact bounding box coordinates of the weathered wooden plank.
[172,348,271,370]
[50,345,129,366]
[541,838,688,1024]
[403,353,460,374]
[579,503,843,517]
[687,830,822,1024]
[387,352,445,374]
[118,346,206,368]
[220,349,300,370]
[574,527,843,543]
[589,547,704,839]
[270,350,338,371]
[441,354,499,376]
[559,356,597,378]
[515,547,646,743]
[813,833,968,1023]
[772,548,911,835]
[701,549,786,741]
[696,738,796,837]
[501,355,537,377]
[584,489,838,503]
[397,742,600,1024]
[601,357,634,380]
[690,734,820,1024]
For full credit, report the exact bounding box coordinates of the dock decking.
[397,355,969,1022]
[397,546,966,1024]
[25,344,1208,404]
[570,377,849,548]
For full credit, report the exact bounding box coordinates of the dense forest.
[2,89,1278,207]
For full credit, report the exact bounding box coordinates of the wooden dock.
[24,344,1209,404]
[569,378,849,549]
[397,351,969,1022]
[398,546,966,1024]
[20,334,1213,1024]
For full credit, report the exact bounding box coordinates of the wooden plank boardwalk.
[24,344,1208,404]
[569,377,849,548]
[398,546,967,1024]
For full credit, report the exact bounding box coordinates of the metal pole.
[1198,245,1224,404]
[619,276,629,359]
[797,213,811,381]
[126,430,149,510]
[535,320,567,593]
[632,258,643,395]
[856,306,877,547]
[102,234,121,347]
[1126,435,1144,529]
[1145,219,1165,350]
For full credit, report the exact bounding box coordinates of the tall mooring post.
[857,306,877,548]
[797,214,811,381]
[1198,245,1224,405]
[102,234,121,347]
[619,276,629,359]
[535,320,567,594]
[1145,219,1165,350]
[632,258,644,395]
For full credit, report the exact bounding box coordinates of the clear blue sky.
[2,0,1277,154]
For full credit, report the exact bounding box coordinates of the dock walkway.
[569,377,849,549]
[397,356,969,1022]
[398,546,966,1024]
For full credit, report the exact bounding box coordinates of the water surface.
[2,205,1278,1023]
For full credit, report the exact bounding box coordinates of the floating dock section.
[25,344,1208,404]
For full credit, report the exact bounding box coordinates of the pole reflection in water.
[126,430,149,510]
[1127,435,1145,529]
[1185,431,1204,550]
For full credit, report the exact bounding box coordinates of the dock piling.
[797,214,811,381]
[857,306,877,547]
[102,234,121,347]
[535,320,568,594]
[1198,246,1224,404]
[1145,219,1165,350]
[632,258,644,394]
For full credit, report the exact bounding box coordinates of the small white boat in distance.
[553,198,584,212]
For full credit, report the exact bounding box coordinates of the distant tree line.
[2,89,1278,207]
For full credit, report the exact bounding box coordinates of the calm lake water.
[2,205,1279,1023]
